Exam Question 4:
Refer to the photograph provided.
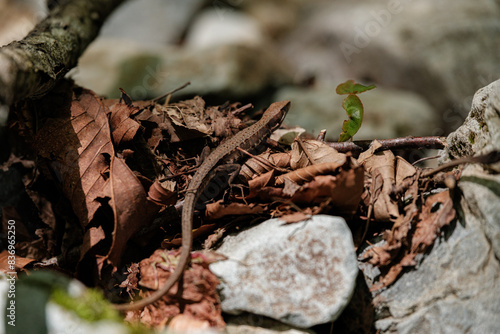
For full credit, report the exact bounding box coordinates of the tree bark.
[0,0,124,108]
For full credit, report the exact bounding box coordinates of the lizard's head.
[266,100,291,132]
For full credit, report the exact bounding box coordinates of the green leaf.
[336,80,376,95]
[338,94,364,142]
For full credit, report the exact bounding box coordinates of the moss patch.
[468,131,475,144]
[51,287,120,323]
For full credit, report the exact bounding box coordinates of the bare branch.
[327,136,447,155]
[0,0,125,106]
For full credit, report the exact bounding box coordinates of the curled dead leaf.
[290,138,346,169]
[205,201,265,220]
[276,160,346,186]
[359,148,399,221]
[239,152,275,181]
[0,250,35,274]
[411,190,455,253]
[148,179,177,206]
[109,102,140,146]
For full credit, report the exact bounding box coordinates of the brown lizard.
[114,100,291,311]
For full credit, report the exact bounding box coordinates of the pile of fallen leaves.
[1,80,461,329]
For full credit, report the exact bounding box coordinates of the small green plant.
[336,80,376,142]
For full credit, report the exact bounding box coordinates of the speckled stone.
[210,215,358,328]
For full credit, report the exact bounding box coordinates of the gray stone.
[360,80,500,333]
[274,84,437,140]
[368,206,500,333]
[210,215,358,328]
[225,315,315,334]
[73,40,293,100]
[443,79,500,169]
[279,0,500,133]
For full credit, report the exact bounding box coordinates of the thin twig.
[236,147,289,173]
[296,136,317,165]
[420,150,500,178]
[327,136,447,155]
[316,129,327,142]
[232,103,253,116]
[412,154,440,166]
[361,203,373,245]
[152,81,191,104]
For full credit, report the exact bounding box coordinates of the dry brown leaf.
[270,152,291,168]
[367,187,455,291]
[287,156,364,215]
[247,170,275,198]
[411,190,455,253]
[205,201,265,220]
[163,223,218,248]
[104,156,160,267]
[276,161,346,186]
[255,186,287,202]
[132,105,164,149]
[119,263,140,298]
[389,180,420,245]
[370,263,404,292]
[360,149,399,221]
[159,97,211,142]
[34,86,160,269]
[282,176,301,197]
[210,105,241,139]
[79,226,106,262]
[357,140,382,163]
[280,212,311,224]
[395,156,417,184]
[0,250,35,274]
[34,86,114,227]
[290,139,346,169]
[109,102,141,146]
[239,152,274,181]
[147,179,177,206]
[125,249,224,328]
[329,165,365,217]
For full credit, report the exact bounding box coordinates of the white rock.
[186,9,264,49]
[210,215,358,328]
